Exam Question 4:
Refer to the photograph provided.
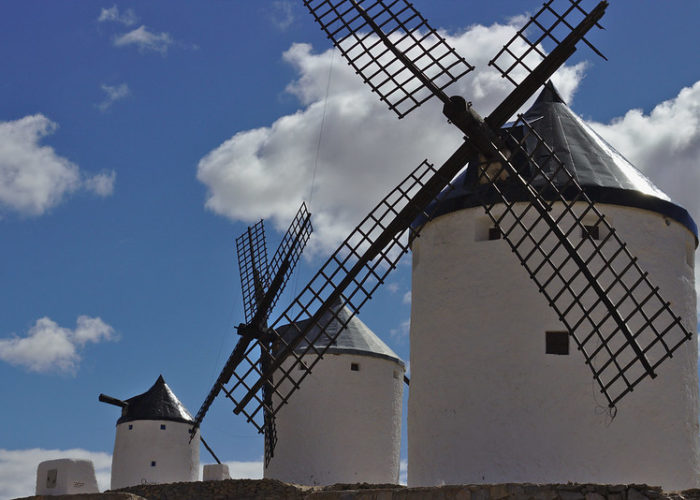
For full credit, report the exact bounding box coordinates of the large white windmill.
[408,82,699,489]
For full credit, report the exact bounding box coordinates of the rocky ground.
[16,480,700,500]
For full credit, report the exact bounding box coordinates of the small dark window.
[350,362,360,371]
[160,424,166,430]
[546,331,569,355]
[582,225,599,240]
[488,227,502,240]
[46,469,57,489]
[151,461,156,467]
[128,424,133,430]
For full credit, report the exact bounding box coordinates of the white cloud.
[196,21,585,255]
[587,81,700,309]
[402,291,412,305]
[84,170,116,197]
[98,5,138,26]
[0,316,117,375]
[390,319,410,341]
[386,283,400,293]
[97,83,130,111]
[114,25,173,54]
[0,448,111,500]
[588,81,700,231]
[0,115,115,217]
[270,1,295,31]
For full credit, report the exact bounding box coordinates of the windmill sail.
[468,107,691,406]
[236,220,270,324]
[191,202,312,453]
[303,0,474,118]
[224,0,613,426]
[487,0,608,127]
[229,151,471,430]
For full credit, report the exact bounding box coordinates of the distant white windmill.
[100,375,200,489]
[265,297,405,485]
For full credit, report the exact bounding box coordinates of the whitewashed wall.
[111,420,199,489]
[265,353,404,485]
[35,459,99,495]
[408,203,699,490]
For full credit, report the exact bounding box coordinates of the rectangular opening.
[46,469,57,489]
[351,362,360,371]
[581,224,599,240]
[546,331,569,355]
[160,424,166,430]
[151,461,156,467]
[475,215,505,242]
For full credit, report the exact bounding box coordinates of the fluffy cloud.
[0,316,117,374]
[588,81,700,306]
[589,81,700,232]
[98,5,138,26]
[270,1,295,31]
[0,448,111,499]
[114,25,173,54]
[390,319,410,341]
[84,170,116,197]
[0,115,116,217]
[197,20,584,254]
[97,83,130,112]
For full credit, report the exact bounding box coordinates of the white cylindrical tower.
[408,84,699,490]
[101,375,200,489]
[265,299,405,485]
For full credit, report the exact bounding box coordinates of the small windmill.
[193,0,693,471]
[192,202,312,464]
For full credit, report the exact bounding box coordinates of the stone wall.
[15,480,700,500]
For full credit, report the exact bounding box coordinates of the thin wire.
[292,48,337,301]
[307,47,336,210]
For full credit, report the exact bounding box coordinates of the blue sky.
[1,1,700,498]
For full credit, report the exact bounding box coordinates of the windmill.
[192,202,312,465]
[193,0,696,485]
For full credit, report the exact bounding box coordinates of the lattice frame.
[223,154,466,430]
[489,0,606,88]
[471,117,692,406]
[303,0,474,118]
[236,220,269,324]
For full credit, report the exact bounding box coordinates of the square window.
[128,424,133,430]
[488,227,502,240]
[546,331,569,355]
[160,424,166,430]
[582,225,599,240]
[350,363,360,371]
[151,461,156,467]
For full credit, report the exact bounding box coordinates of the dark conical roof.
[414,82,697,240]
[276,298,404,367]
[117,375,193,425]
